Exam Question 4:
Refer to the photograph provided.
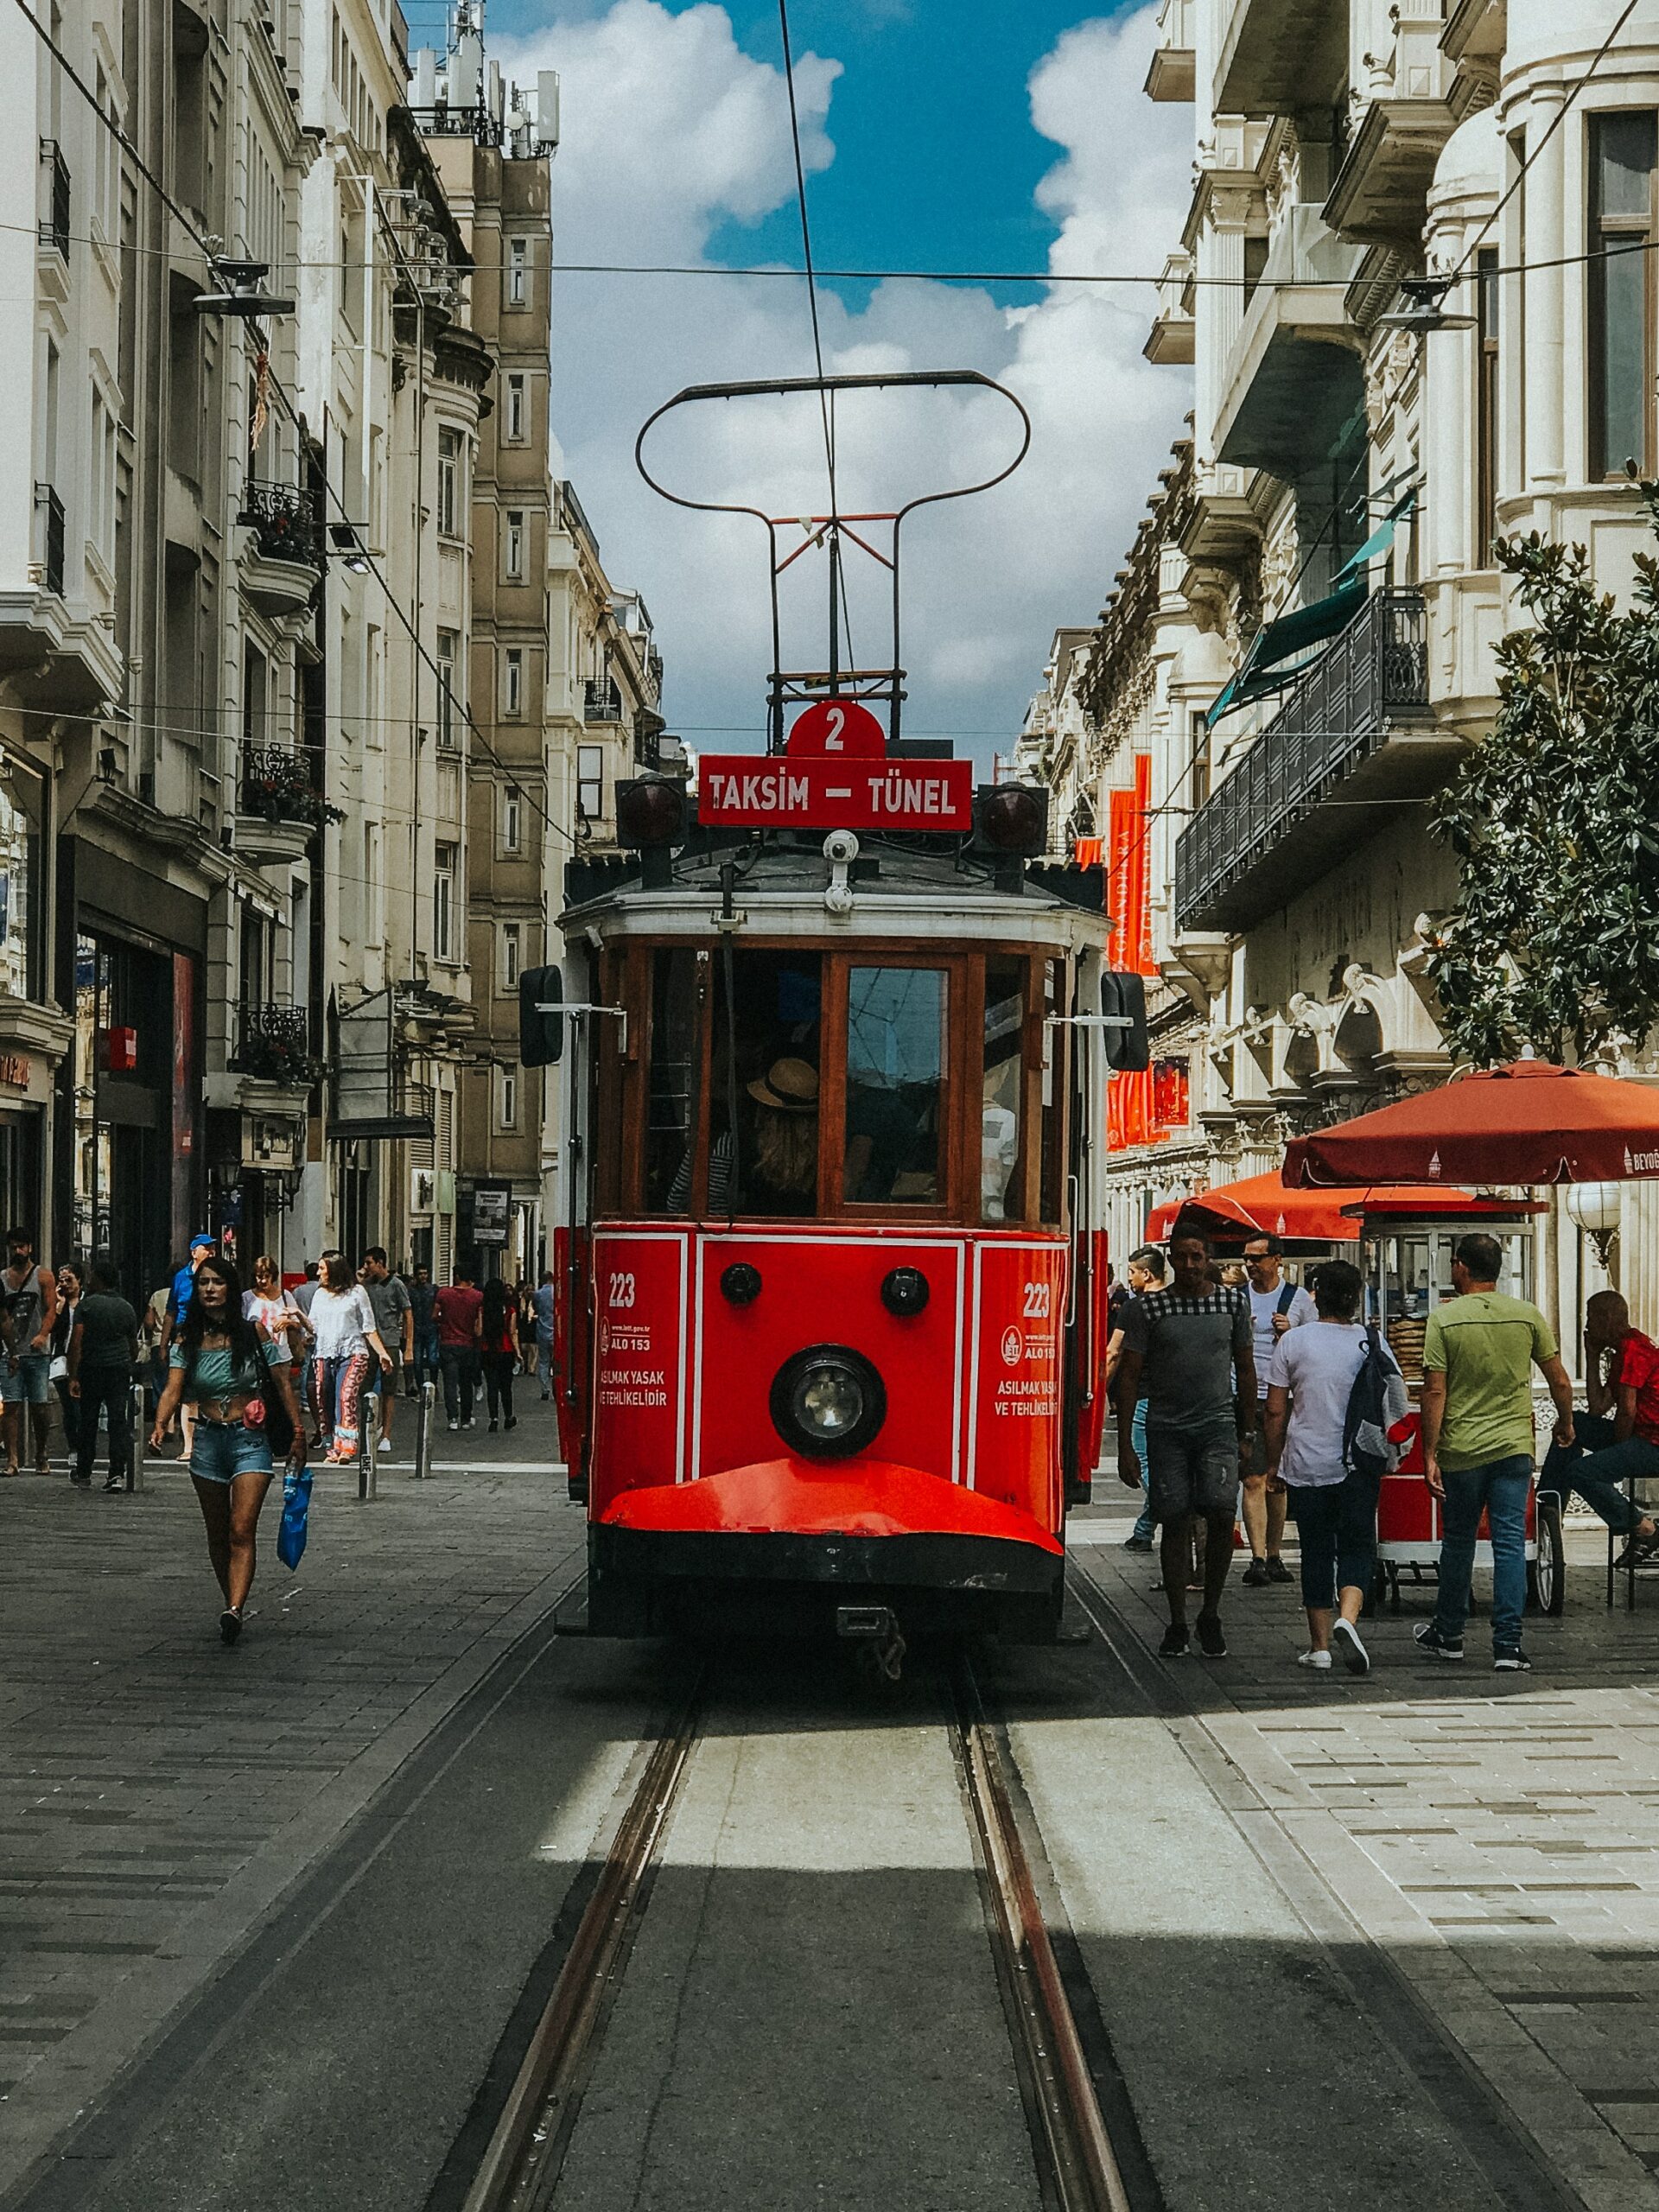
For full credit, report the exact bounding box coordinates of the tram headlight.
[769,1344,887,1460]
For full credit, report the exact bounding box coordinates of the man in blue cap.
[158,1232,214,1458]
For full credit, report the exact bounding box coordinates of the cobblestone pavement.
[0,1397,581,2201]
[1066,1492,1659,2210]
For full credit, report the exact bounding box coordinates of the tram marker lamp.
[973,784,1049,891]
[880,1266,930,1318]
[616,775,687,890]
[1101,969,1151,1072]
[518,963,564,1067]
[721,1262,762,1306]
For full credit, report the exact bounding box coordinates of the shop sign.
[474,1181,512,1246]
[0,1053,29,1089]
[242,1114,302,1171]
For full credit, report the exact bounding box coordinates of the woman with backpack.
[149,1255,308,1645]
[1262,1257,1405,1677]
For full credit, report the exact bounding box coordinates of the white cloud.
[496,2,1191,760]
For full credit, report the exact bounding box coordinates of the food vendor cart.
[1352,1192,1559,1615]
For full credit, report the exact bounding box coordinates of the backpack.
[1343,1322,1409,1480]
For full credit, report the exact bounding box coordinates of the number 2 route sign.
[696,701,974,832]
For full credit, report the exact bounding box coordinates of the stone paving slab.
[0,1404,583,2201]
[1068,1495,1659,2203]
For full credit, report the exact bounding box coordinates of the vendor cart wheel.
[1529,1496,1566,1617]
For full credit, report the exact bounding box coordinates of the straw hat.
[747,1057,819,1114]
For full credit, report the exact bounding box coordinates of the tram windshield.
[618,941,1069,1229]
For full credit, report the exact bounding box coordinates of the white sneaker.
[448,1419,459,1432]
[378,1435,392,1454]
[1297,1648,1332,1670]
[1332,1618,1370,1675]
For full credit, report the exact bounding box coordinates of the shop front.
[206,1105,305,1274]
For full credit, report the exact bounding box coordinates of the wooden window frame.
[611,938,1071,1231]
[1476,246,1500,564]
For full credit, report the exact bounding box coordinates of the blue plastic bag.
[276,1462,313,1571]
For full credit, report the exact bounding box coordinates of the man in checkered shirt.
[1116,1230,1255,1659]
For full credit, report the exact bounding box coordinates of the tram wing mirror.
[1101,971,1150,1072]
[519,964,564,1067]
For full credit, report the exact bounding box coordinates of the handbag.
[276,1461,314,1570]
[48,1354,68,1383]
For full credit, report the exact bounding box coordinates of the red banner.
[1106,755,1160,1155]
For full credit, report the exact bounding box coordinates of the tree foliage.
[1427,490,1659,1065]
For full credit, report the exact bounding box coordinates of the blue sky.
[486,0,1111,311]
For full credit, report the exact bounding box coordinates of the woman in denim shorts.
[149,1256,308,1645]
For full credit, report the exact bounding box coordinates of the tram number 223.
[607,1272,637,1311]
[1022,1281,1051,1319]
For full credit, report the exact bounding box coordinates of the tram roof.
[561,834,1109,952]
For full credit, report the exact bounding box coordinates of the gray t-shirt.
[1122,1287,1252,1433]
[365,1274,412,1346]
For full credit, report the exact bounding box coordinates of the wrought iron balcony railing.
[38,141,69,259]
[34,484,64,598]
[239,745,340,830]
[238,480,322,569]
[584,678,625,722]
[1174,589,1432,933]
[232,1004,320,1087]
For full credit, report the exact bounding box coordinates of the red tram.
[531,372,1139,1656]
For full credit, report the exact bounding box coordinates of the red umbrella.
[1282,1061,1659,1188]
[1147,1170,1514,1243]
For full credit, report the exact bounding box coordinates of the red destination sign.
[697,701,974,832]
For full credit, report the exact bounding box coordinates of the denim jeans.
[1287,1471,1379,1611]
[440,1344,476,1425]
[414,1325,442,1390]
[1541,1414,1659,1534]
[1433,1452,1532,1650]
[536,1332,554,1395]
[1128,1398,1154,1541]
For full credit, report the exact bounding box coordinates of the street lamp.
[194,257,296,320]
[1565,1179,1622,1277]
[1374,276,1478,336]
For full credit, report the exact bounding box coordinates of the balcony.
[37,140,69,261]
[1216,206,1364,477]
[33,485,64,600]
[1216,0,1345,116]
[1173,591,1455,935]
[583,678,624,723]
[1324,14,1456,246]
[1144,250,1195,366]
[236,481,323,618]
[230,1004,319,1090]
[236,746,337,866]
[1145,0,1194,101]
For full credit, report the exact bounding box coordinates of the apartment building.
[1028,0,1659,1335]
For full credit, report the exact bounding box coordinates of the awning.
[1146,1169,1507,1244]
[1205,489,1417,728]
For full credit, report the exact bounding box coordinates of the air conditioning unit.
[410,1168,435,1215]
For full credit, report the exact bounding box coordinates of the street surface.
[4,1407,1659,2209]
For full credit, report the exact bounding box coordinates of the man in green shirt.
[1416,1232,1573,1672]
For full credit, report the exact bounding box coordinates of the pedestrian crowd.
[3,1223,560,1647]
[1109,1225,1651,1677]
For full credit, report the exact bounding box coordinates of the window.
[1476,246,1500,563]
[577,742,603,822]
[505,373,526,444]
[503,648,524,719]
[433,842,456,963]
[435,628,458,749]
[844,966,947,1205]
[436,426,460,536]
[505,509,525,581]
[506,237,528,307]
[982,957,1026,1224]
[501,785,524,850]
[498,1067,519,1131]
[1243,235,1268,302]
[1589,110,1657,480]
[1189,711,1212,810]
[645,946,703,1212]
[499,922,521,993]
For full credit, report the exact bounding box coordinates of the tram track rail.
[461,1643,1140,2212]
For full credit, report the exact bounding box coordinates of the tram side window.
[844,967,946,1205]
[982,956,1026,1223]
[645,948,702,1213]
[1040,959,1067,1225]
[709,948,823,1217]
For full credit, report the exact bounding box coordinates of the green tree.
[1427,495,1659,1065]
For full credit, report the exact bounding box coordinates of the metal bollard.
[358,1403,376,1502]
[127,1380,146,1495]
[414,1379,435,1481]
